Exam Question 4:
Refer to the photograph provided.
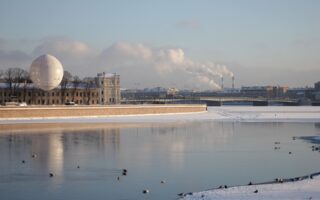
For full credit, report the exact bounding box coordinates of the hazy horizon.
[1,0,319,90]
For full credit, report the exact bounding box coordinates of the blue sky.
[0,0,319,89]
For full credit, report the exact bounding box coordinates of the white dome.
[30,54,64,91]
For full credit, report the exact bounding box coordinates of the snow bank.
[181,175,320,200]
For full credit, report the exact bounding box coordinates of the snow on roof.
[0,82,97,90]
[97,72,118,78]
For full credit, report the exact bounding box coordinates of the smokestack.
[232,76,235,89]
[221,76,224,91]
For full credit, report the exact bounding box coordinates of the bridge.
[121,97,300,106]
[199,97,299,106]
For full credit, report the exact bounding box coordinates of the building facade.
[95,73,121,104]
[241,86,288,98]
[0,72,120,105]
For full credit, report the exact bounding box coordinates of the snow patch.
[182,175,320,200]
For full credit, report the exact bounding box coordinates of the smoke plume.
[100,42,233,89]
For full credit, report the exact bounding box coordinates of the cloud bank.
[0,37,233,90]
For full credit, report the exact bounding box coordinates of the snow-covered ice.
[181,175,320,200]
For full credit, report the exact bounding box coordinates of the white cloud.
[0,38,233,90]
[33,37,96,59]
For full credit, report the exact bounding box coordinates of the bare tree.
[21,71,31,102]
[60,70,72,104]
[0,69,3,79]
[4,68,28,100]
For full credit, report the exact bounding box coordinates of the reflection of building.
[0,125,121,179]
[0,72,120,105]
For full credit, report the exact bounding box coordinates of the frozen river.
[0,107,320,200]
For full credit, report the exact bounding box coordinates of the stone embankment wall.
[0,105,206,119]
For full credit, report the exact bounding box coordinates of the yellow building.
[0,72,120,105]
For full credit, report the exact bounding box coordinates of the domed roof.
[30,54,64,91]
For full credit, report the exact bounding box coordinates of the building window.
[80,92,82,97]
[42,100,45,104]
[28,92,31,97]
[67,93,69,96]
[57,92,59,96]
[92,100,94,104]
[52,92,55,96]
[52,100,55,104]
[76,92,78,97]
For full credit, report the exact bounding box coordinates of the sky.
[0,0,319,90]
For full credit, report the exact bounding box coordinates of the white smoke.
[100,42,233,89]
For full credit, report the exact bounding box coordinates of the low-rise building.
[0,72,120,105]
[241,86,288,98]
[315,81,320,91]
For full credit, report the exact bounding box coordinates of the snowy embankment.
[212,106,320,122]
[181,174,320,200]
[0,106,319,124]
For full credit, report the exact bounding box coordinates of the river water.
[0,121,320,200]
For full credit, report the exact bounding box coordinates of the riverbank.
[0,104,206,120]
[1,106,320,124]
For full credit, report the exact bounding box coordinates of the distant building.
[241,86,288,98]
[0,72,120,105]
[315,81,320,91]
[287,87,314,99]
[313,81,320,101]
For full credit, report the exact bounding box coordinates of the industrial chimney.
[232,76,235,90]
[221,76,224,91]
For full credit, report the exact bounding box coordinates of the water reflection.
[0,122,320,200]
